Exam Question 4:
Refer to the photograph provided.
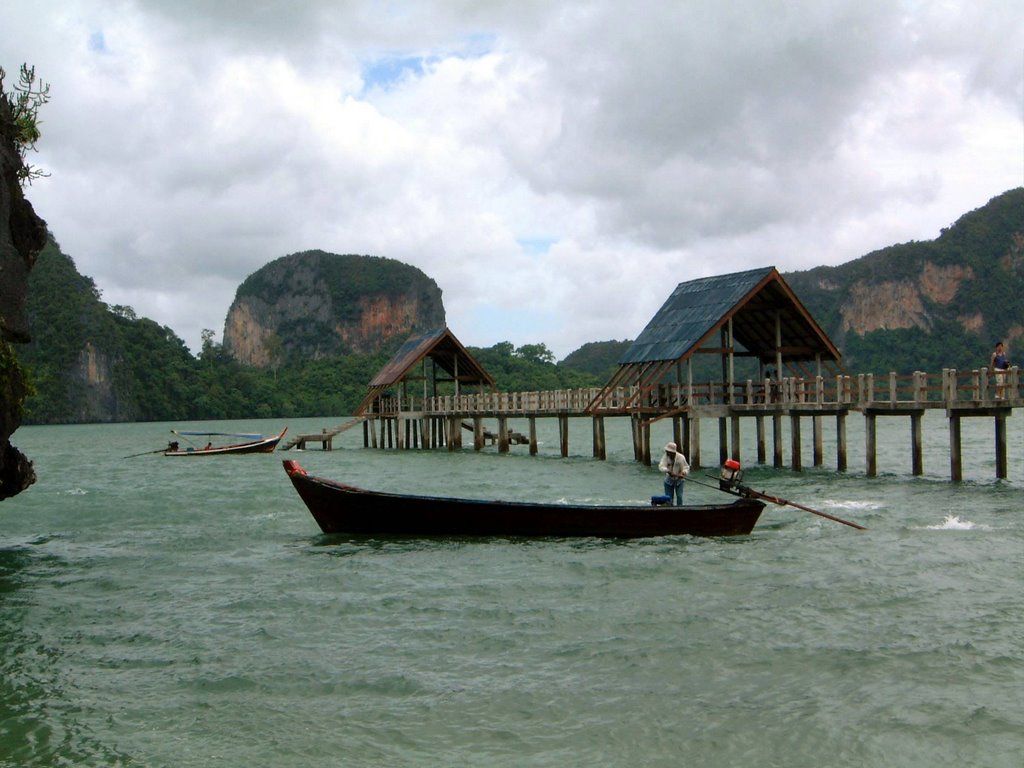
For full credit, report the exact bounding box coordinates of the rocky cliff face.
[0,90,48,499]
[839,263,975,335]
[788,188,1024,372]
[223,251,446,366]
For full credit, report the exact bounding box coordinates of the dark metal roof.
[620,266,840,366]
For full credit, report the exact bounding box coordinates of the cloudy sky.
[3,1,1022,358]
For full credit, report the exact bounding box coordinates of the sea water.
[1,413,1022,767]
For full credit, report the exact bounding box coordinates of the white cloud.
[3,0,1022,359]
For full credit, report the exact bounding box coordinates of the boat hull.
[164,428,288,456]
[283,460,764,538]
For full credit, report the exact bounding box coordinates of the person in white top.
[658,442,690,505]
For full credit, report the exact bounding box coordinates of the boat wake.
[925,514,991,531]
[821,499,882,511]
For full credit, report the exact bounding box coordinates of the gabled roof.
[621,266,840,366]
[587,266,841,413]
[355,327,495,415]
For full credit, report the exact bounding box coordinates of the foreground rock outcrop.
[0,86,48,499]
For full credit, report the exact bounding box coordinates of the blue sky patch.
[88,30,108,53]
[517,237,557,256]
[362,54,428,91]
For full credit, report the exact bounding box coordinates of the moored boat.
[282,460,764,538]
[164,427,288,456]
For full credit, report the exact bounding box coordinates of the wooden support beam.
[640,419,650,465]
[498,416,509,453]
[837,412,847,472]
[949,413,962,482]
[866,413,877,477]
[592,416,605,460]
[791,414,802,472]
[772,413,783,468]
[689,415,701,470]
[911,412,923,475]
[813,414,823,467]
[995,412,1007,479]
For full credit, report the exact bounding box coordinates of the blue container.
[650,495,671,506]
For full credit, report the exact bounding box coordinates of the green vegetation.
[18,239,606,423]
[0,64,50,185]
[787,187,1024,374]
[16,188,1023,423]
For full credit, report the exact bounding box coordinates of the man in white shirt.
[658,442,690,505]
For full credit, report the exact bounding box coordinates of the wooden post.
[592,416,605,460]
[949,413,962,482]
[772,413,783,468]
[995,411,1008,479]
[559,414,570,458]
[911,412,923,475]
[363,420,370,448]
[756,415,766,464]
[689,416,701,470]
[837,412,847,472]
[498,416,509,453]
[730,415,741,461]
[530,416,539,456]
[640,419,651,465]
[718,417,729,464]
[631,415,642,461]
[791,414,802,471]
[813,414,823,466]
[865,412,877,477]
[473,416,484,451]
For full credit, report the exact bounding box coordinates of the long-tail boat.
[163,427,288,456]
[282,460,764,538]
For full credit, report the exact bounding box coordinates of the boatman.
[658,442,690,505]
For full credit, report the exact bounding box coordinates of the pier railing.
[365,366,1019,417]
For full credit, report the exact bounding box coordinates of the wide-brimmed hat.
[664,442,677,452]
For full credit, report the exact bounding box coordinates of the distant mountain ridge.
[786,187,1024,373]
[15,188,1024,424]
[558,188,1024,378]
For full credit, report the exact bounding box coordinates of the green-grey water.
[2,413,1022,767]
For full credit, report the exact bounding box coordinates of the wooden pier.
[344,367,1020,482]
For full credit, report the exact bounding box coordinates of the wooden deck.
[300,367,1022,481]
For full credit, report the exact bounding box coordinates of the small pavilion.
[587,266,842,415]
[354,327,495,417]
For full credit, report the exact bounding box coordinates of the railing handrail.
[363,367,1019,416]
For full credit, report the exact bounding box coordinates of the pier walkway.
[342,367,1020,482]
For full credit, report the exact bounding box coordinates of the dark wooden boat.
[164,427,288,456]
[283,460,765,538]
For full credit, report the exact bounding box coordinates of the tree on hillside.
[0,64,50,185]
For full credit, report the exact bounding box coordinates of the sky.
[3,1,1022,359]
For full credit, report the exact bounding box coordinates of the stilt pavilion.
[586,266,843,416]
[354,326,496,417]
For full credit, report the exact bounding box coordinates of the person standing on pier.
[659,442,690,505]
[991,341,1010,400]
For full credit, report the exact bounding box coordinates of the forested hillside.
[17,188,1023,423]
[18,240,602,423]
[787,187,1024,373]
